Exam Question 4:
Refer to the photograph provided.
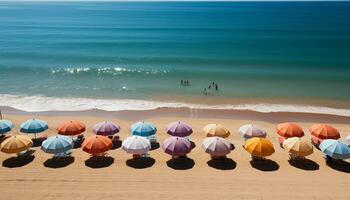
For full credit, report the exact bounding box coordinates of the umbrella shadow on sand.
[126,157,156,169]
[85,156,115,168]
[43,157,75,168]
[2,155,35,168]
[111,140,122,150]
[190,141,196,150]
[326,160,350,173]
[250,159,279,171]
[150,142,160,151]
[288,159,319,171]
[166,157,195,170]
[207,158,237,170]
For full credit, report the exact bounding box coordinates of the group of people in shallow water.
[180,80,219,95]
[203,81,219,95]
[180,80,190,86]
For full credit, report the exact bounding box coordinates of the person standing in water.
[215,83,218,91]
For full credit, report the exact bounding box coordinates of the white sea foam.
[0,94,349,117]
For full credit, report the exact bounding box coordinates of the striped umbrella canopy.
[320,139,350,159]
[239,124,266,139]
[203,124,230,138]
[57,120,86,136]
[244,137,275,157]
[82,135,112,154]
[41,135,73,154]
[166,121,193,137]
[131,121,157,137]
[122,135,151,155]
[93,121,120,136]
[0,120,14,135]
[202,136,232,156]
[20,118,48,135]
[0,135,33,154]
[346,135,350,145]
[283,137,313,157]
[309,124,340,140]
[162,136,192,156]
[276,122,304,138]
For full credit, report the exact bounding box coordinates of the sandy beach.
[0,108,349,200]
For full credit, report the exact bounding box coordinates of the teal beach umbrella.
[0,120,13,135]
[41,135,73,154]
[131,121,157,137]
[20,118,48,138]
[320,139,350,159]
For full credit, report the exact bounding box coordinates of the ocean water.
[0,1,350,114]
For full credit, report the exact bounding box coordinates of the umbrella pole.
[34,133,36,139]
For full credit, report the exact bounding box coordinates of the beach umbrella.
[41,135,73,154]
[319,139,350,160]
[131,121,157,137]
[276,122,304,138]
[0,120,14,135]
[283,137,313,157]
[346,135,350,145]
[57,120,86,136]
[203,124,230,138]
[20,118,48,138]
[122,135,151,155]
[162,136,192,156]
[93,121,120,136]
[309,124,340,140]
[166,121,193,137]
[239,124,266,139]
[82,135,112,154]
[0,135,33,154]
[244,137,275,157]
[202,136,232,156]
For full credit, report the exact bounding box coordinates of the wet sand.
[0,108,349,200]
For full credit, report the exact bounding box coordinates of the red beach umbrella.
[309,124,340,140]
[57,120,86,136]
[82,135,112,154]
[276,122,304,138]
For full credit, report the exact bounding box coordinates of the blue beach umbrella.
[131,121,157,137]
[20,118,48,138]
[41,135,73,154]
[0,120,14,135]
[320,139,350,160]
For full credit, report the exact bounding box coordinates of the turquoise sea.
[0,1,350,113]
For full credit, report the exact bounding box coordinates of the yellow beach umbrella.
[283,137,313,157]
[0,135,33,154]
[203,124,230,138]
[244,137,275,157]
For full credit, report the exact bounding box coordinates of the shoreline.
[1,94,350,118]
[2,105,350,124]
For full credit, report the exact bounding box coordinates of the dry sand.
[0,108,349,200]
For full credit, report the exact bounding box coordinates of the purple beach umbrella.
[162,136,192,156]
[166,121,193,137]
[93,121,120,136]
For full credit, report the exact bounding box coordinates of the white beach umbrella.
[346,135,350,145]
[238,124,266,140]
[122,135,151,155]
[202,136,232,156]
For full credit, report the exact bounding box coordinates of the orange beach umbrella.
[82,135,112,154]
[203,124,230,138]
[0,135,33,154]
[244,137,275,157]
[57,120,86,136]
[309,124,340,140]
[276,122,304,138]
